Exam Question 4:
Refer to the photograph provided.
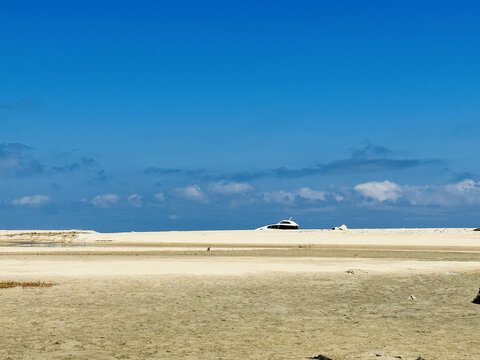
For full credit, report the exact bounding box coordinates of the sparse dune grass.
[0,281,56,289]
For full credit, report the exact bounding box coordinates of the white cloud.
[177,185,206,202]
[445,179,479,195]
[127,194,142,208]
[354,179,480,206]
[12,194,50,207]
[209,181,253,195]
[404,179,480,206]
[154,193,166,202]
[92,194,119,208]
[444,179,480,205]
[354,180,402,202]
[333,193,344,202]
[402,185,440,206]
[263,187,329,204]
[296,187,326,201]
[264,190,295,204]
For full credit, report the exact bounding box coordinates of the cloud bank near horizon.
[0,141,478,231]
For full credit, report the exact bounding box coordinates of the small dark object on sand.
[474,228,480,231]
[308,355,334,360]
[346,268,367,274]
[416,357,426,360]
[206,247,210,251]
[472,288,480,304]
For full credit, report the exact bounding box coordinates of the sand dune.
[73,228,480,247]
[2,227,480,248]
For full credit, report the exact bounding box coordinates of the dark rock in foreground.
[472,288,480,304]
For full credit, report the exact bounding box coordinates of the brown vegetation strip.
[0,281,56,289]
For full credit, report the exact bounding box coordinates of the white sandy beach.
[1,228,480,359]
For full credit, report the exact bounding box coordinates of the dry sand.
[1,228,480,359]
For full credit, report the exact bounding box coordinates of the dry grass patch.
[0,281,56,289]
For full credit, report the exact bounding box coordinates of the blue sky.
[1,1,479,231]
